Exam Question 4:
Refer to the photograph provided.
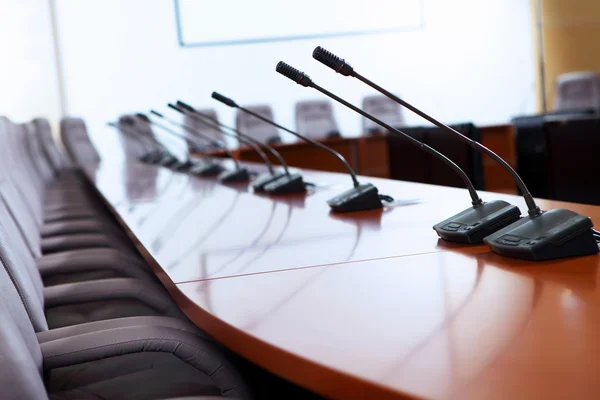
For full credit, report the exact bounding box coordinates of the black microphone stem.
[169,106,275,175]
[352,72,536,212]
[236,105,359,188]
[150,113,241,169]
[177,103,291,176]
[309,82,481,205]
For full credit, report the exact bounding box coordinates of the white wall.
[54,0,536,156]
[0,0,61,124]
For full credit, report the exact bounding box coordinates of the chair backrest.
[0,250,46,399]
[235,105,280,144]
[22,122,55,186]
[554,71,600,112]
[0,119,46,228]
[0,190,48,332]
[117,115,152,158]
[33,118,71,174]
[545,116,600,205]
[184,108,224,150]
[295,100,339,139]
[362,95,405,135]
[61,117,101,165]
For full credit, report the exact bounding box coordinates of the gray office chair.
[60,117,101,165]
[361,94,405,135]
[295,100,340,139]
[184,108,224,151]
[235,105,280,144]
[554,71,600,112]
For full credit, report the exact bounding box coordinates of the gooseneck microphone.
[312,46,538,215]
[175,101,306,194]
[147,111,249,182]
[276,61,521,244]
[110,118,181,168]
[135,113,194,171]
[210,91,389,212]
[311,47,599,260]
[148,110,228,177]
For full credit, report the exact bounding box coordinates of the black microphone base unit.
[433,200,521,244]
[190,161,225,176]
[173,160,197,172]
[327,183,383,213]
[252,172,288,192]
[264,173,307,194]
[484,208,599,261]
[218,168,251,183]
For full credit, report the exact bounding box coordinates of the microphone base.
[190,162,225,176]
[433,200,521,244]
[252,172,287,192]
[327,183,382,213]
[174,160,196,172]
[218,167,251,183]
[484,208,599,261]
[160,156,181,168]
[264,173,307,194]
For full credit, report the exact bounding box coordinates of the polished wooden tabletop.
[84,157,600,400]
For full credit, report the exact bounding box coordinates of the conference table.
[83,157,600,400]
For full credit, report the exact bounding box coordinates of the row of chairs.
[0,117,254,399]
[180,71,600,146]
[183,94,405,145]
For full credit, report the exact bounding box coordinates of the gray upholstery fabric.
[36,316,205,344]
[0,298,47,400]
[41,232,135,255]
[0,178,42,258]
[295,100,339,139]
[43,278,185,328]
[48,352,221,399]
[0,198,48,331]
[41,218,123,238]
[61,117,101,165]
[45,299,164,329]
[554,71,600,111]
[23,121,56,186]
[362,94,405,134]
[0,239,45,371]
[37,248,154,286]
[33,118,71,174]
[235,105,280,144]
[42,325,251,398]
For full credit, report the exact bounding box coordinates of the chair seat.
[41,233,133,255]
[43,278,185,329]
[48,352,223,400]
[41,218,121,238]
[38,248,154,286]
[42,325,251,399]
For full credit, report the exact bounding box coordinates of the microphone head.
[275,62,313,87]
[211,92,238,108]
[168,103,185,114]
[135,113,150,122]
[176,100,196,112]
[312,46,354,76]
[150,110,164,118]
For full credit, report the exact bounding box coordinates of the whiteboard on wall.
[175,0,424,47]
